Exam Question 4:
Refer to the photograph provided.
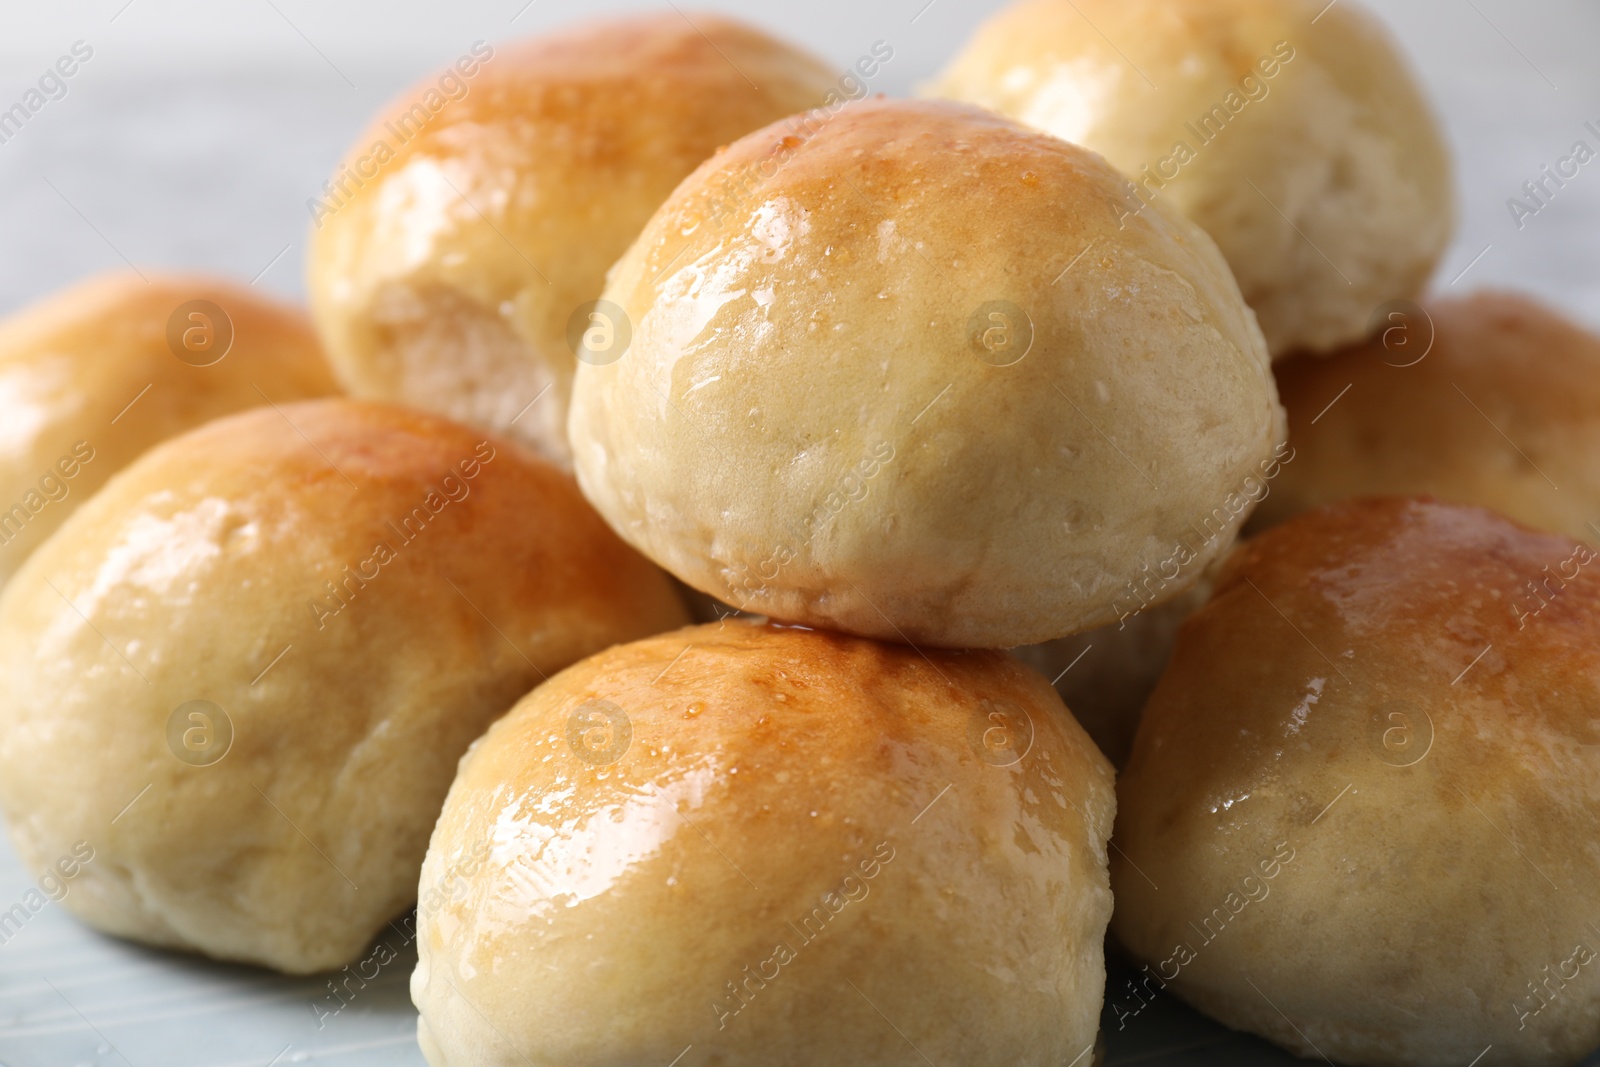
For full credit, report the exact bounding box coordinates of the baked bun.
[0,400,688,973]
[0,272,337,588]
[1112,497,1600,1065]
[928,0,1454,356]
[1256,292,1600,541]
[307,15,836,468]
[1013,576,1212,767]
[569,98,1283,648]
[413,620,1114,1066]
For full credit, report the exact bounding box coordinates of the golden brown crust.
[307,14,837,467]
[570,97,1282,648]
[0,399,688,973]
[365,15,834,148]
[1113,497,1600,1065]
[0,272,338,587]
[1258,291,1600,542]
[414,619,1115,1066]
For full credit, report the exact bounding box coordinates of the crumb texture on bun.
[929,0,1454,356]
[413,620,1115,1066]
[1113,496,1600,1066]
[1258,292,1600,540]
[0,272,337,588]
[0,399,687,973]
[307,14,837,468]
[569,97,1283,648]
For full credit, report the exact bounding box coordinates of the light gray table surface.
[0,1,1597,1064]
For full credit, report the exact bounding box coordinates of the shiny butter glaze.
[0,399,687,972]
[415,619,1115,1066]
[1115,497,1600,1066]
[571,98,1282,648]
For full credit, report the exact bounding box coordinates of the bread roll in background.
[0,272,337,588]
[928,0,1454,357]
[1012,576,1212,767]
[1255,292,1600,541]
[1113,497,1600,1066]
[0,400,688,973]
[413,620,1114,1067]
[307,14,837,468]
[569,97,1284,648]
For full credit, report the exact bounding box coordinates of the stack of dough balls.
[414,622,1115,1066]
[4,4,1582,1066]
[307,13,838,468]
[0,271,337,586]
[0,399,687,972]
[1113,497,1600,1066]
[410,23,1285,1063]
[568,97,1284,648]
[928,0,1455,356]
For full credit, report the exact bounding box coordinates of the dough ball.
[1113,496,1600,1066]
[929,0,1454,356]
[413,620,1115,1066]
[569,98,1283,648]
[1257,291,1600,542]
[0,272,337,587]
[0,399,687,973]
[307,14,836,467]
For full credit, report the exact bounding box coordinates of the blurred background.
[0,2,1598,1065]
[0,0,1597,327]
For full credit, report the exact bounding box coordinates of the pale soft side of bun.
[1012,573,1212,767]
[0,271,337,588]
[1257,291,1600,541]
[569,97,1283,649]
[1113,497,1600,1066]
[307,14,837,469]
[0,399,688,973]
[928,0,1454,356]
[413,620,1115,1067]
